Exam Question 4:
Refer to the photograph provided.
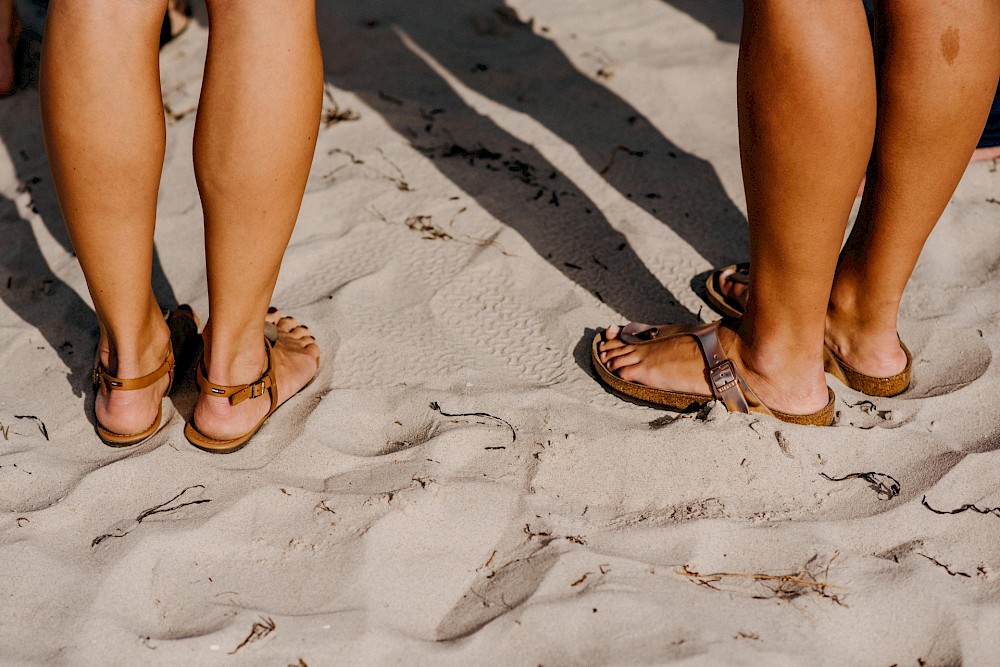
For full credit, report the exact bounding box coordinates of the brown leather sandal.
[704,263,911,397]
[704,262,749,320]
[183,338,280,454]
[591,320,836,426]
[92,306,199,447]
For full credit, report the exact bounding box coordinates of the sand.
[2,1,1000,665]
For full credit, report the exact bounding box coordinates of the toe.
[265,307,282,324]
[606,350,640,373]
[277,315,301,332]
[600,343,634,364]
[598,337,627,354]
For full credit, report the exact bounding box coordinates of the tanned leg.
[599,0,874,416]
[191,0,322,440]
[41,0,172,436]
[827,0,1000,375]
[0,0,16,94]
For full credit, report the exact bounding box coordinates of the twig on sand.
[430,401,516,443]
[677,552,848,605]
[229,617,276,654]
[91,485,211,547]
[921,495,1000,518]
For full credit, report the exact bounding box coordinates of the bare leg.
[828,0,1000,374]
[600,0,1000,416]
[41,0,173,436]
[600,0,875,416]
[191,0,322,440]
[0,0,15,94]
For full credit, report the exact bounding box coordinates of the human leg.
[0,0,17,94]
[827,0,1000,375]
[598,0,874,417]
[40,0,176,437]
[189,0,322,444]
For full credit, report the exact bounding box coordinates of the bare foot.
[824,310,909,379]
[597,321,831,416]
[191,310,319,442]
[972,145,1000,162]
[711,264,908,379]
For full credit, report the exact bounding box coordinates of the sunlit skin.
[40,0,322,440]
[598,0,1000,416]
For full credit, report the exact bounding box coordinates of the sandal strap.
[619,320,771,417]
[195,339,278,408]
[727,262,750,284]
[92,348,175,395]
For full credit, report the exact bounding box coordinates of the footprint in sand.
[898,323,992,399]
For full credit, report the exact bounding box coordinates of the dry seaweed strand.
[14,415,47,440]
[821,471,900,499]
[91,485,211,547]
[677,552,848,605]
[921,495,1000,517]
[430,401,516,443]
[322,86,360,126]
[230,617,276,654]
[916,552,971,578]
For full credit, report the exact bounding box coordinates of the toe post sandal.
[592,320,835,427]
[823,340,911,398]
[704,263,912,397]
[92,306,199,447]
[184,338,280,455]
[704,262,749,320]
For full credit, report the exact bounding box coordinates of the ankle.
[725,322,829,406]
[827,273,900,339]
[102,303,171,377]
[201,321,268,386]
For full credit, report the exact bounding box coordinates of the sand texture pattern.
[2,1,1000,665]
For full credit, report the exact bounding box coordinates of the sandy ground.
[2,1,1000,665]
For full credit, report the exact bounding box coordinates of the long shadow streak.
[320,4,693,324]
[359,0,750,271]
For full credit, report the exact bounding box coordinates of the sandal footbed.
[703,265,912,397]
[591,331,835,427]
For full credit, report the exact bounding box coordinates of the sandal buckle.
[709,359,738,395]
[248,380,266,399]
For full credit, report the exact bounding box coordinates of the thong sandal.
[704,263,912,397]
[184,336,318,454]
[92,306,200,447]
[704,262,749,320]
[591,320,836,426]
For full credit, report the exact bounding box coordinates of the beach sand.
[2,1,1000,664]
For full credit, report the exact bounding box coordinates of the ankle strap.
[92,348,175,395]
[196,340,277,407]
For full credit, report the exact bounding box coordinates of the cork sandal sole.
[591,326,835,427]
